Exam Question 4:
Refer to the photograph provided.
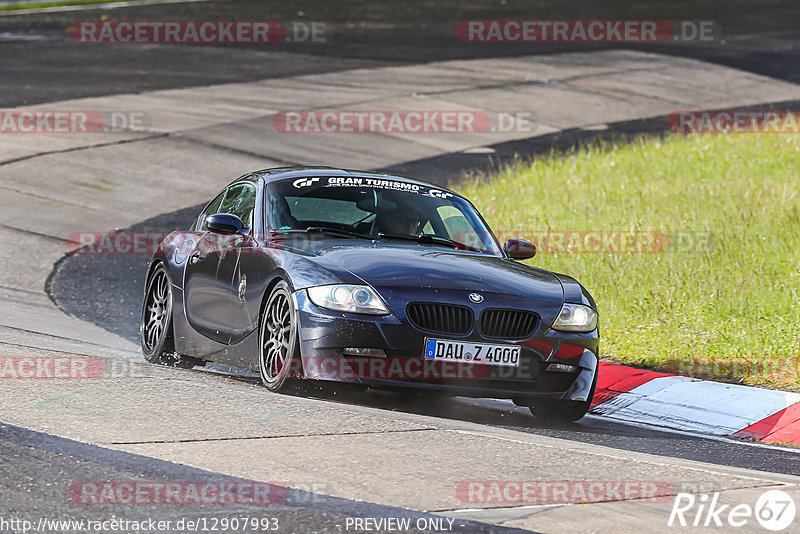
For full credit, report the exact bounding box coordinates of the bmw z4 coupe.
[141,167,599,422]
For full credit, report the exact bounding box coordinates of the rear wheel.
[259,280,303,392]
[141,264,201,369]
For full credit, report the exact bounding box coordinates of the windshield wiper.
[377,232,471,250]
[270,227,373,240]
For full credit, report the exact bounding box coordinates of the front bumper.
[294,290,599,403]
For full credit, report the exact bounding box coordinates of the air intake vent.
[406,303,473,336]
[480,309,539,339]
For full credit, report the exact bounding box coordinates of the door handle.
[189,252,201,265]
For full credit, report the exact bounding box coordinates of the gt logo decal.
[428,188,453,199]
[293,177,320,188]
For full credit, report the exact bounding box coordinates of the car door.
[218,181,269,343]
[183,185,247,344]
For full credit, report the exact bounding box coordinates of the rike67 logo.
[669,489,796,531]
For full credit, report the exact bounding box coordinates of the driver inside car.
[374,208,422,236]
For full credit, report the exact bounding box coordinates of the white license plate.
[424,338,520,367]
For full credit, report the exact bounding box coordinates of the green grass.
[457,133,800,390]
[0,0,137,12]
[767,441,800,448]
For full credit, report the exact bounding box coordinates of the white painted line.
[0,31,55,41]
[435,503,568,524]
[0,0,210,17]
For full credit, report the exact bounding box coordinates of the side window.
[196,190,226,231]
[219,183,256,229]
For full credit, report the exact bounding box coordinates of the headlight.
[551,303,598,332]
[306,284,389,315]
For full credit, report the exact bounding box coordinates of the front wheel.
[530,399,591,423]
[140,264,201,369]
[259,280,303,392]
[530,370,597,423]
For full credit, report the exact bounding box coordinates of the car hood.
[313,243,564,302]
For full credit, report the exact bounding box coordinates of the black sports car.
[141,167,599,421]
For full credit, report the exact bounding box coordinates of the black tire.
[531,399,591,423]
[140,264,200,369]
[259,280,303,392]
[530,370,598,423]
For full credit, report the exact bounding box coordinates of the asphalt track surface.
[7,0,800,531]
[0,422,524,534]
[4,0,800,107]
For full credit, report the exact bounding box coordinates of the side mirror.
[205,213,245,234]
[503,238,536,260]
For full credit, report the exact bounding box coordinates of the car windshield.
[266,176,503,256]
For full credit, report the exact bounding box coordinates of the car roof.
[251,166,458,195]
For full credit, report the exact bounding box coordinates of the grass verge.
[457,133,800,390]
[0,0,141,12]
